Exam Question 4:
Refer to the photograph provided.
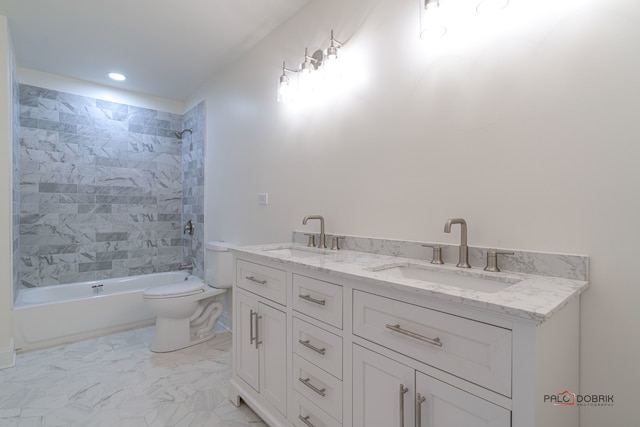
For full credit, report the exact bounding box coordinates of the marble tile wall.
[18,84,185,288]
[181,101,205,280]
[11,58,20,302]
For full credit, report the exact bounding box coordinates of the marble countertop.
[230,243,589,325]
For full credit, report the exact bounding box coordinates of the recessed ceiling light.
[108,72,126,81]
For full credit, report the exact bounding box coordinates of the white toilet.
[143,242,234,352]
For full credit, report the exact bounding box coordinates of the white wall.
[0,15,15,369]
[192,0,638,424]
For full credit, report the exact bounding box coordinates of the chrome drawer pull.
[385,323,443,347]
[399,384,409,427]
[299,294,326,306]
[299,415,315,427]
[299,377,326,397]
[246,276,267,285]
[250,310,262,348]
[299,339,326,355]
[249,309,256,345]
[416,393,426,427]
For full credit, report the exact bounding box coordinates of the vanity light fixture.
[276,30,345,104]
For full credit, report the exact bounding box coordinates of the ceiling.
[0,0,310,101]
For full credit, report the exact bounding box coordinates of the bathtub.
[12,271,194,352]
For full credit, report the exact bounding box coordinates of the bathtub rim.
[13,271,193,309]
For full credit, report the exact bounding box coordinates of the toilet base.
[149,295,224,353]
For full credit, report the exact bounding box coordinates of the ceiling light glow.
[108,72,126,81]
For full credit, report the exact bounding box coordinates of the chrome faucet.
[444,218,471,268]
[178,263,193,271]
[302,215,326,249]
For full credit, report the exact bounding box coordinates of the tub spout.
[178,264,193,271]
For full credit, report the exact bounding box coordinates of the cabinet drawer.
[293,354,342,421]
[353,290,512,397]
[237,259,287,305]
[291,391,341,427]
[293,274,343,329]
[293,318,343,380]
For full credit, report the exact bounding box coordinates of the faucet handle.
[304,233,316,247]
[422,244,445,265]
[484,250,514,272]
[331,236,345,250]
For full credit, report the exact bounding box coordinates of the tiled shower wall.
[18,84,185,288]
[11,57,20,301]
[181,101,205,279]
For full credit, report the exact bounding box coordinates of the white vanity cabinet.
[229,250,582,427]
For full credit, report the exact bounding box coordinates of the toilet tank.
[205,241,237,289]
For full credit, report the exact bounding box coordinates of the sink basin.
[262,246,326,258]
[370,263,521,293]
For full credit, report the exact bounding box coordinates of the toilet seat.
[143,280,205,298]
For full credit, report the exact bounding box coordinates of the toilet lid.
[143,280,205,298]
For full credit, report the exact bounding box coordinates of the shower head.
[175,129,192,139]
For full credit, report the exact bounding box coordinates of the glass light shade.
[326,45,339,61]
[420,0,447,39]
[276,74,296,104]
[322,54,342,85]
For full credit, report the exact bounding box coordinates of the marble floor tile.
[0,328,265,427]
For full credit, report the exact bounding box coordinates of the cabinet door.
[415,372,510,427]
[236,291,260,392]
[353,345,415,427]
[259,301,287,415]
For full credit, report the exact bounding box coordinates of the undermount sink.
[262,246,326,258]
[370,263,521,293]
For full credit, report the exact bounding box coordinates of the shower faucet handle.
[183,220,195,236]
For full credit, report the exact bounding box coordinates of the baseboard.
[0,338,16,370]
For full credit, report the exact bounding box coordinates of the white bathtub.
[12,271,194,352]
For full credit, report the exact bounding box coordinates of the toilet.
[143,241,235,352]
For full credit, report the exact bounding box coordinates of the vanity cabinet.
[229,250,581,427]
